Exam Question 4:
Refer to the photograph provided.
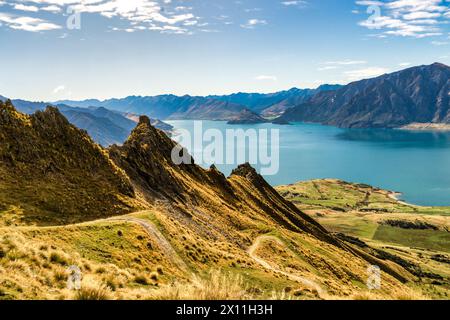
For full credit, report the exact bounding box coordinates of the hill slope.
[277,63,450,128]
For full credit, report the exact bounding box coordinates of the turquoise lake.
[167,120,450,207]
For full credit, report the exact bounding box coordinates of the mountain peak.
[430,62,449,69]
[231,162,258,178]
[138,115,152,126]
[0,99,14,112]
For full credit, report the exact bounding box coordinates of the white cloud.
[241,19,267,29]
[2,0,200,34]
[431,40,449,45]
[356,0,450,38]
[325,60,367,65]
[53,85,65,94]
[399,62,412,67]
[356,1,384,5]
[13,4,39,12]
[255,75,278,81]
[318,60,368,72]
[281,1,307,6]
[318,66,339,71]
[403,11,441,20]
[244,8,262,13]
[42,5,62,13]
[0,13,61,32]
[344,67,390,81]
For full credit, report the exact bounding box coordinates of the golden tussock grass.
[147,269,248,300]
[74,280,112,300]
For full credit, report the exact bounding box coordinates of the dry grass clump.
[351,292,379,300]
[147,270,248,300]
[351,289,429,301]
[134,274,150,286]
[269,290,297,300]
[49,252,69,266]
[393,290,429,300]
[74,280,112,300]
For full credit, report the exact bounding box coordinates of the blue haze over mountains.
[55,84,341,120]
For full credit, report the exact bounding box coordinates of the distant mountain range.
[276,63,450,128]
[208,85,342,115]
[56,85,340,121]
[0,96,172,146]
[3,62,448,133]
[261,85,342,117]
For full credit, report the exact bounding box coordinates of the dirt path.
[109,216,189,272]
[248,235,328,299]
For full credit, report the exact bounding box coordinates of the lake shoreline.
[398,123,450,131]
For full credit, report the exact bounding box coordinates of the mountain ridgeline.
[276,63,450,128]
[0,97,173,146]
[56,85,341,121]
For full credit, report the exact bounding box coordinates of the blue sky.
[0,0,449,101]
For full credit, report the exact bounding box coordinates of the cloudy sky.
[0,0,449,101]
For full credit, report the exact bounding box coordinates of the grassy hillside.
[276,179,450,299]
[0,209,422,300]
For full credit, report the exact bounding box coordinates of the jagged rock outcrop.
[0,100,137,225]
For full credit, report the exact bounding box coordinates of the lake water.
[167,120,450,206]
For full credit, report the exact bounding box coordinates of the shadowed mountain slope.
[277,63,450,128]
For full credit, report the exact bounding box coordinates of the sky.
[0,0,449,101]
